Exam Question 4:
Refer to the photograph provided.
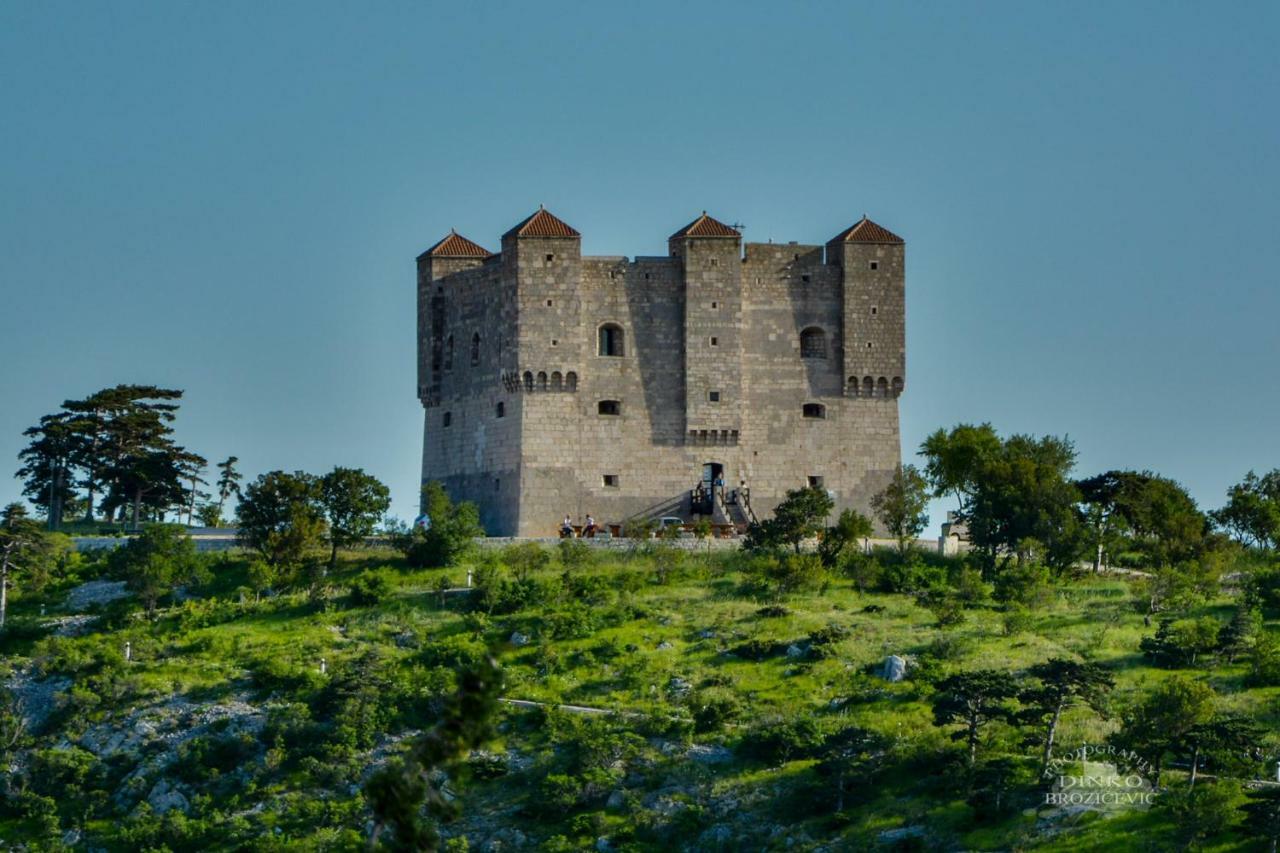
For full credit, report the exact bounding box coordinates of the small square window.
[808,475,824,488]
[551,339,558,346]
[871,306,878,315]
[801,274,810,283]
[602,474,619,488]
[546,299,553,306]
[545,254,554,262]
[708,391,721,402]
[710,336,718,347]
[711,301,718,309]
[869,261,879,271]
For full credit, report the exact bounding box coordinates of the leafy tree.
[817,508,873,568]
[1111,675,1215,783]
[246,559,277,602]
[214,456,243,523]
[236,471,327,574]
[1141,617,1221,667]
[1247,631,1280,687]
[108,524,206,616]
[966,433,1083,574]
[402,482,484,568]
[318,467,391,571]
[871,464,930,554]
[1213,469,1280,551]
[1,503,54,630]
[931,670,1022,768]
[1158,779,1241,850]
[744,486,833,554]
[1019,658,1114,771]
[365,656,501,850]
[1241,786,1280,853]
[919,422,1001,508]
[753,553,826,599]
[194,501,223,528]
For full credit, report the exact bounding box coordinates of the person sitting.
[583,514,598,538]
[561,515,574,538]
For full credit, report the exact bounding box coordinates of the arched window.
[523,371,534,392]
[444,335,454,370]
[800,327,827,359]
[551,371,563,391]
[597,400,621,416]
[471,333,480,366]
[891,376,904,395]
[862,376,874,396]
[598,323,625,357]
[802,403,826,419]
[847,376,859,396]
[537,371,548,390]
[566,371,578,391]
[877,377,888,396]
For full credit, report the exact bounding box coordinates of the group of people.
[560,513,600,538]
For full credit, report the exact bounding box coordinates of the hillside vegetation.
[2,536,1278,852]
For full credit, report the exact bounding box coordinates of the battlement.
[416,208,906,536]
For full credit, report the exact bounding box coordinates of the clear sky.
[2,1,1277,532]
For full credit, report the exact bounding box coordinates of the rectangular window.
[801,274,810,283]
[708,390,721,402]
[808,475,824,488]
[869,261,879,271]
[443,412,452,427]
[602,474,619,488]
[710,336,718,346]
[545,254,554,262]
[597,400,622,416]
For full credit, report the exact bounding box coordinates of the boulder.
[509,631,530,647]
[881,654,907,682]
[146,778,190,815]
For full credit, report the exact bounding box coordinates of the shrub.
[1001,605,1034,636]
[1247,631,1280,686]
[992,562,1052,609]
[738,716,824,764]
[1140,617,1221,667]
[347,569,393,606]
[401,482,484,568]
[879,559,946,594]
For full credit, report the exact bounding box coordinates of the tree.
[1242,786,1280,853]
[1183,715,1265,789]
[108,524,206,616]
[1019,658,1114,771]
[816,508,873,568]
[15,413,78,529]
[966,433,1083,574]
[813,726,886,812]
[236,471,327,574]
[365,655,501,849]
[1141,617,1221,667]
[401,482,484,568]
[1159,780,1241,850]
[318,467,391,571]
[871,464,930,553]
[1213,470,1280,551]
[1111,675,1215,784]
[0,503,53,630]
[919,422,1001,508]
[931,670,1021,769]
[214,456,243,524]
[743,486,833,554]
[1217,603,1259,663]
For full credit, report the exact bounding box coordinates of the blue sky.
[2,1,1277,532]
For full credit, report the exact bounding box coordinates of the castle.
[416,208,905,536]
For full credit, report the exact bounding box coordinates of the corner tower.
[416,230,492,405]
[670,213,743,440]
[827,217,906,398]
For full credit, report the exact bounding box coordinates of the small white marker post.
[466,570,473,588]
[319,657,327,675]
[124,641,132,662]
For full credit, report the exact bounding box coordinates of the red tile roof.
[419,230,492,260]
[831,217,904,244]
[504,206,580,239]
[670,212,741,240]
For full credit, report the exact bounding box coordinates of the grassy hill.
[0,540,1276,851]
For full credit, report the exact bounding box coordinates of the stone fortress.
[416,207,905,536]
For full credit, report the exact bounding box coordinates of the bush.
[347,569,393,606]
[992,562,1052,609]
[1247,631,1280,686]
[879,559,946,594]
[1001,605,1034,636]
[738,716,824,764]
[401,482,484,568]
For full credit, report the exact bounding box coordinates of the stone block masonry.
[417,208,907,536]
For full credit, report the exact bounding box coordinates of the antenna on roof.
[731,222,745,231]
